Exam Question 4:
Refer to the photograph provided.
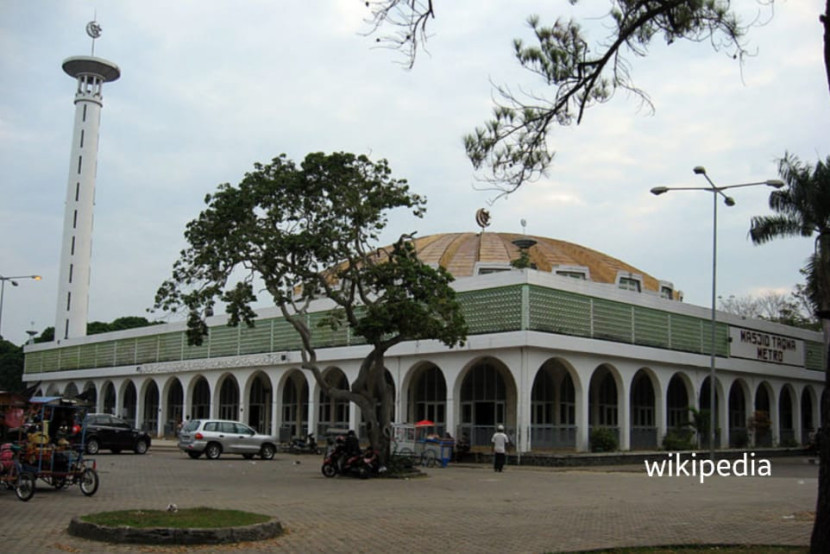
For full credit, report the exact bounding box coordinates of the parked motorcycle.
[321,443,382,479]
[289,433,321,455]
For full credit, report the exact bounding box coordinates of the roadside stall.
[391,420,454,467]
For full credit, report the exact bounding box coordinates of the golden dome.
[410,232,665,293]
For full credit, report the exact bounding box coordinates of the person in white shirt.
[491,425,510,472]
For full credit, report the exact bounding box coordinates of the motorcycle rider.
[345,430,360,459]
[336,430,361,472]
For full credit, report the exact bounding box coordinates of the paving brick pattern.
[0,443,818,553]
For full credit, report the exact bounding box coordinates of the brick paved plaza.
[0,444,818,553]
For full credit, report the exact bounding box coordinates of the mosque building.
[24,232,826,453]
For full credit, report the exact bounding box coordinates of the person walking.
[491,425,510,472]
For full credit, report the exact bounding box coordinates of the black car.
[81,414,152,455]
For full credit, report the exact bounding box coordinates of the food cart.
[391,420,454,467]
[18,396,99,496]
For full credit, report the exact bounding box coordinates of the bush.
[730,429,749,449]
[590,427,618,453]
[663,428,695,451]
[385,452,416,474]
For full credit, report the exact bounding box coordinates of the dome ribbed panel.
[407,232,663,292]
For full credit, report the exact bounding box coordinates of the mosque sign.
[729,327,804,366]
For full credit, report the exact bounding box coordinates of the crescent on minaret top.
[86,21,102,39]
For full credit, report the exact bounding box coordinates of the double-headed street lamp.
[651,167,784,460]
[0,274,42,341]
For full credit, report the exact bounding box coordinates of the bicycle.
[0,443,36,502]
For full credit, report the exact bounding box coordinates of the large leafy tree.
[366,1,830,196]
[0,339,24,393]
[153,152,467,462]
[749,153,830,552]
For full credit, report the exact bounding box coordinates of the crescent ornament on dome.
[475,208,491,230]
[86,21,102,39]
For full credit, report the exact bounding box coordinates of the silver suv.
[178,419,277,460]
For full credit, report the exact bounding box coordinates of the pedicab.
[19,396,99,496]
[391,420,454,467]
[0,392,36,501]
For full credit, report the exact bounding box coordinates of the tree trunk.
[810,329,830,553]
[810,231,830,553]
[823,1,830,99]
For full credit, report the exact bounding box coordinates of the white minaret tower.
[55,21,120,341]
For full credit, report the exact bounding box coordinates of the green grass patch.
[586,544,810,554]
[81,507,270,529]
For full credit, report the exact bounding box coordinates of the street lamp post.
[0,274,42,341]
[651,167,784,460]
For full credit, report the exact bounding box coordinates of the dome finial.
[475,208,491,234]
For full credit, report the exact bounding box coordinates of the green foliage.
[510,248,533,269]
[87,317,162,336]
[153,152,439,344]
[686,407,711,447]
[33,327,54,343]
[0,339,24,393]
[153,151,467,349]
[33,317,160,344]
[662,427,695,451]
[386,452,417,475]
[590,427,618,453]
[730,429,749,449]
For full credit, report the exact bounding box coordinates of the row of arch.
[40,355,822,452]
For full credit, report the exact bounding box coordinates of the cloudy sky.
[1,0,828,346]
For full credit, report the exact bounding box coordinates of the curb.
[68,516,284,545]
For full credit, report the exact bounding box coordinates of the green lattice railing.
[24,284,823,374]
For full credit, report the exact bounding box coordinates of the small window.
[618,277,641,292]
[77,155,82,174]
[478,267,510,275]
[553,265,590,280]
[75,182,80,201]
[474,262,512,275]
[80,129,85,148]
[615,271,643,292]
